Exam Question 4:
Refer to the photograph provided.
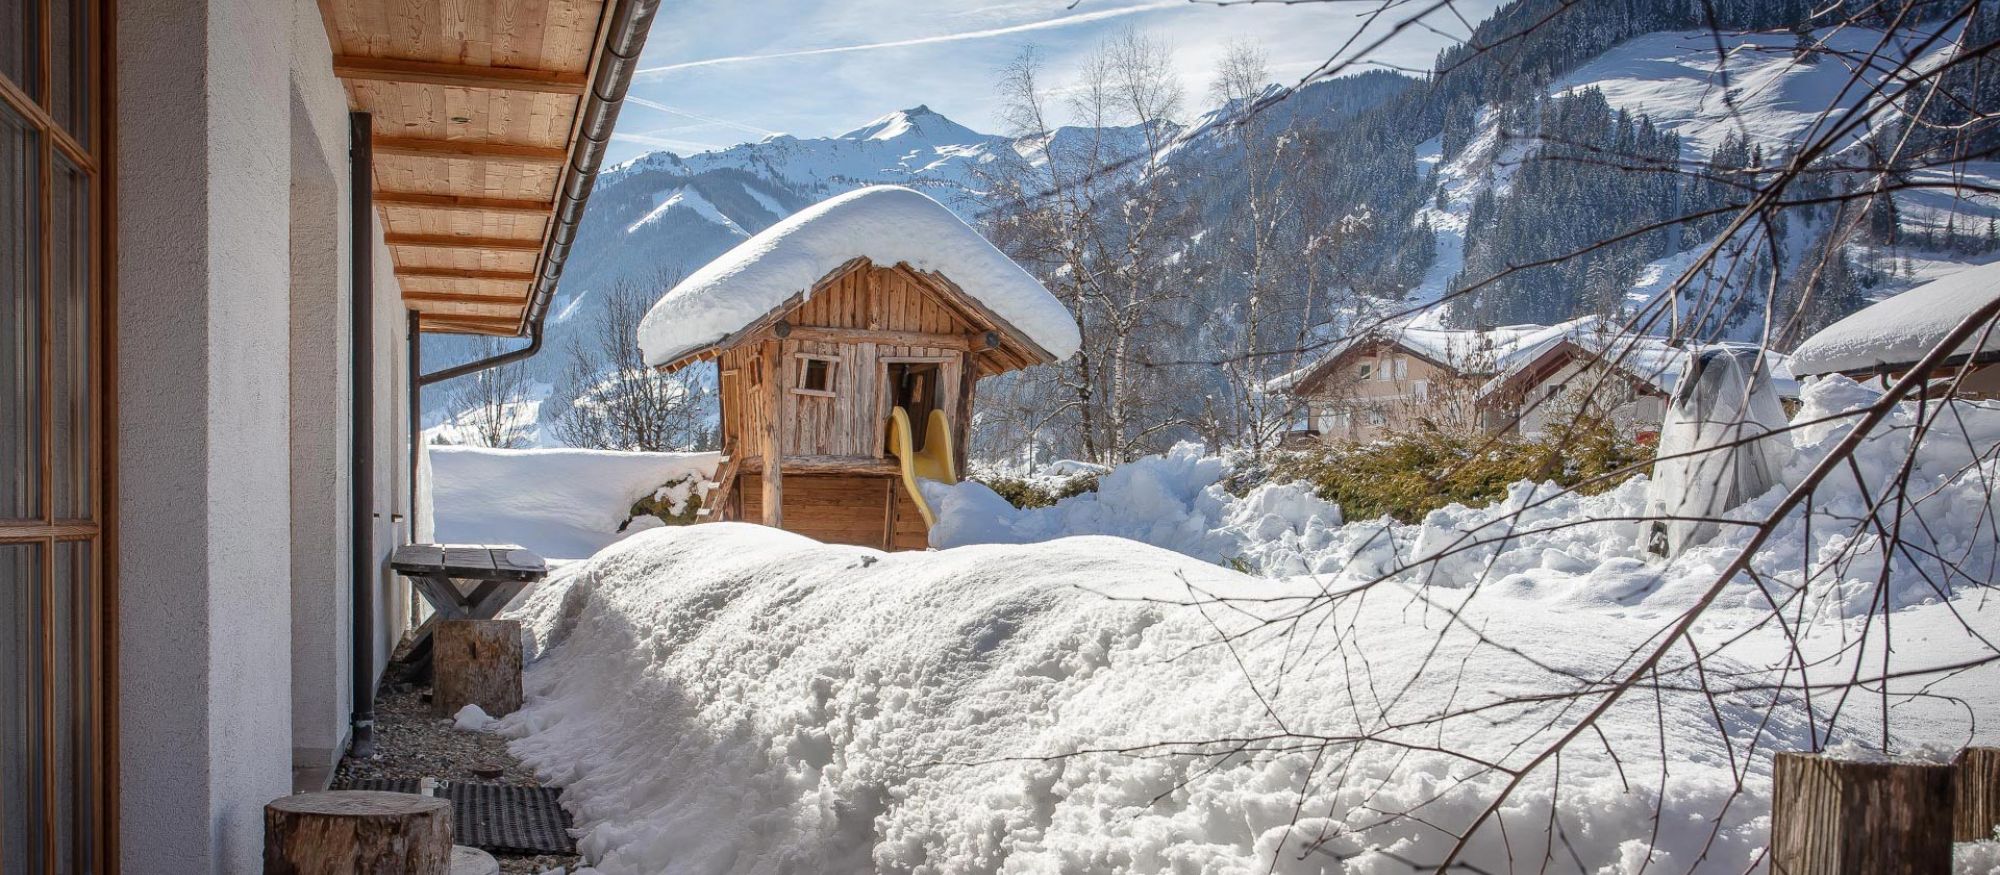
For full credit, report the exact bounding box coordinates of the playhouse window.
[794,355,838,397]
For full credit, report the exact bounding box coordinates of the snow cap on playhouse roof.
[637,185,1082,369]
[1791,260,2000,376]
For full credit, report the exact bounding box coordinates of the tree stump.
[1955,747,2000,841]
[433,618,523,718]
[264,790,453,874]
[1770,751,1953,874]
[450,845,499,875]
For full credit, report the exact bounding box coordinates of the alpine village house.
[2,0,667,869]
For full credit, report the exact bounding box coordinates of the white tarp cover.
[1644,346,1791,556]
[636,186,1082,368]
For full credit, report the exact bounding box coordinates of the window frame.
[791,353,839,398]
[0,1,116,870]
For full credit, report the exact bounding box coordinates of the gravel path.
[336,679,583,874]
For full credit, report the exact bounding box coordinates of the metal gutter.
[414,0,662,387]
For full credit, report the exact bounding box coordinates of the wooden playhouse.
[639,186,1080,549]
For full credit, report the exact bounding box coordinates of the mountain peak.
[838,105,985,144]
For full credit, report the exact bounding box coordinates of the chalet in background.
[1273,317,1801,445]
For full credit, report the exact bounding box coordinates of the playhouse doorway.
[886,361,943,450]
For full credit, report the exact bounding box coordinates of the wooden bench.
[390,544,548,681]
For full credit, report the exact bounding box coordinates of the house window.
[3,0,110,867]
[793,354,838,397]
[1379,358,1395,381]
[1356,362,1373,380]
[1395,358,1409,380]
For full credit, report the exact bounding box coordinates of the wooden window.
[793,354,837,397]
[1355,362,1372,380]
[2,0,112,870]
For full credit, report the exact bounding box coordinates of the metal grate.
[340,779,576,855]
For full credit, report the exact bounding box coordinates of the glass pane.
[53,542,91,873]
[53,155,90,519]
[2,105,41,521]
[0,0,36,98]
[1,542,47,875]
[52,0,89,142]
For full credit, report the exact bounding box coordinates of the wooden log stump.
[450,845,499,875]
[1770,751,1953,874]
[433,618,523,718]
[1956,747,2000,841]
[264,790,453,874]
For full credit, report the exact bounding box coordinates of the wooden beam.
[371,135,568,166]
[385,233,544,252]
[784,325,982,351]
[417,313,524,329]
[761,344,784,529]
[333,55,589,95]
[740,455,899,477]
[396,266,539,282]
[401,291,526,306]
[373,191,556,216]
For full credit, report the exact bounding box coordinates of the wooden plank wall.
[738,473,909,548]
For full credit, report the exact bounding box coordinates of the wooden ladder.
[696,446,743,522]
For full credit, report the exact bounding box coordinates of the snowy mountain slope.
[1552,22,1964,159]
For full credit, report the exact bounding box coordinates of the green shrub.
[975,472,1102,509]
[1263,421,1652,524]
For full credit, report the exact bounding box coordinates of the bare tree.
[547,273,717,452]
[446,337,535,449]
[983,30,1198,465]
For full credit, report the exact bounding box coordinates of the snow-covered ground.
[482,375,2000,873]
[428,445,717,560]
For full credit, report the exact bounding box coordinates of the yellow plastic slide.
[887,406,957,527]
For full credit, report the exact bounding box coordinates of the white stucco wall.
[118,0,416,867]
[118,0,295,869]
[286,0,356,783]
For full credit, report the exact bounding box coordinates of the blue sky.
[610,0,1501,164]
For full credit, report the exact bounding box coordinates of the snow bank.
[637,186,1081,367]
[497,376,2000,874]
[430,446,717,560]
[926,444,1342,575]
[503,522,1842,875]
[1791,259,2000,375]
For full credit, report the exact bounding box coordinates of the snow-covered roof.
[1268,320,1571,395]
[1480,318,1800,400]
[1791,260,2000,375]
[638,186,1080,368]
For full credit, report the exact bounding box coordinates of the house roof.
[638,186,1082,369]
[319,0,646,336]
[1479,318,1800,400]
[1791,260,2000,375]
[1269,320,1571,396]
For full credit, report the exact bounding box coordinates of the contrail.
[637,2,1180,76]
[623,95,781,137]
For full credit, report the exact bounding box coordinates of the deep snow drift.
[429,445,716,560]
[493,375,2000,873]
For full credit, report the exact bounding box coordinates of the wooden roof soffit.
[321,0,660,338]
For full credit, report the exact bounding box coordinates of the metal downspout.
[350,111,378,757]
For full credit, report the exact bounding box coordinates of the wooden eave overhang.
[654,258,1061,376]
[316,0,624,336]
